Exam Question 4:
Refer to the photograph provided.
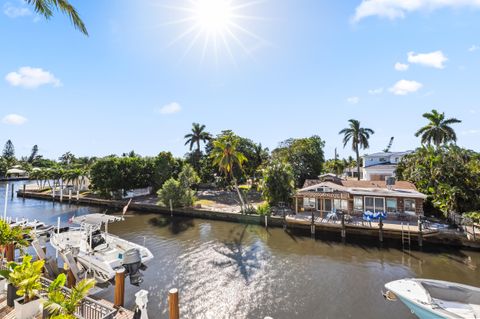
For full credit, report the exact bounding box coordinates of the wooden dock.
[285,214,439,240]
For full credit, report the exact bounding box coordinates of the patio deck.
[285,213,439,238]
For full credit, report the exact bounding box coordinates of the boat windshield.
[421,281,480,305]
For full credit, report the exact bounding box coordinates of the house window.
[354,196,363,212]
[404,199,416,213]
[334,199,348,211]
[374,198,385,213]
[386,198,397,213]
[303,198,316,209]
[365,197,385,213]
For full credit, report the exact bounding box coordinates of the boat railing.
[38,277,116,319]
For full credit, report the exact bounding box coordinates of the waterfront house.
[361,151,412,181]
[293,174,426,218]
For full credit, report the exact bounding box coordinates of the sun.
[161,0,267,65]
[192,0,233,35]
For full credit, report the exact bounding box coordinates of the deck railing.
[0,263,116,319]
[39,277,116,319]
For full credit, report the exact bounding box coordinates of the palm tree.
[339,119,375,180]
[415,109,462,147]
[44,273,96,319]
[25,0,88,35]
[184,123,211,152]
[210,135,247,212]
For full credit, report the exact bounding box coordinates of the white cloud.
[389,79,423,95]
[157,102,182,115]
[468,45,479,52]
[2,114,28,125]
[5,67,61,89]
[3,2,31,18]
[347,96,360,104]
[407,51,447,69]
[352,0,480,22]
[368,88,383,95]
[394,62,409,71]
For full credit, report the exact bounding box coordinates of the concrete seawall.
[17,190,480,250]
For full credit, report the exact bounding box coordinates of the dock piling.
[264,215,268,228]
[169,199,173,216]
[76,190,80,201]
[169,288,179,319]
[310,212,315,236]
[22,184,26,198]
[68,189,72,203]
[6,243,14,261]
[379,217,384,243]
[114,268,126,307]
[418,219,423,247]
[341,213,346,239]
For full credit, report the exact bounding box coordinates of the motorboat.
[384,278,480,318]
[50,213,154,286]
[6,217,55,237]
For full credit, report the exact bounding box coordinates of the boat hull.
[398,296,447,319]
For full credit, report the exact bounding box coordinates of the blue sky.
[0,0,479,160]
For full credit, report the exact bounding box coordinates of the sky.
[0,0,479,160]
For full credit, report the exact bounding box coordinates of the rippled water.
[2,181,480,319]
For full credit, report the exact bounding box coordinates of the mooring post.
[114,268,126,307]
[418,218,423,247]
[22,184,26,199]
[60,185,63,202]
[340,212,346,239]
[52,188,55,201]
[169,288,179,319]
[169,199,173,217]
[10,183,14,199]
[67,268,76,288]
[76,190,80,201]
[68,189,72,203]
[6,243,14,261]
[379,217,384,243]
[311,212,315,236]
[264,215,268,228]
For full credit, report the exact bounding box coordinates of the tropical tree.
[210,133,248,211]
[397,145,480,216]
[27,145,39,163]
[44,273,96,319]
[2,140,15,161]
[184,123,211,152]
[25,0,88,35]
[415,109,461,147]
[272,136,325,188]
[261,160,295,206]
[59,152,76,166]
[339,119,374,180]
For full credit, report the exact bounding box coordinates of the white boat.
[50,213,154,286]
[384,278,480,319]
[7,218,55,237]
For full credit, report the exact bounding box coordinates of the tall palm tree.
[415,109,461,147]
[184,123,211,152]
[210,135,247,212]
[339,119,375,180]
[26,0,88,35]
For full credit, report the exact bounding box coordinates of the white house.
[361,151,413,181]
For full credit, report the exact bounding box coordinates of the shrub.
[157,178,196,208]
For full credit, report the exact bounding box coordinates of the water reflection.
[2,181,480,319]
[148,216,195,235]
[212,225,265,284]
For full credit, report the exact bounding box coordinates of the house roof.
[299,179,426,199]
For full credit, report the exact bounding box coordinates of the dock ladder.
[401,222,411,250]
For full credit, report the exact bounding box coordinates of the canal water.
[2,181,480,319]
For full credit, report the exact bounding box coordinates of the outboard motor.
[123,248,144,286]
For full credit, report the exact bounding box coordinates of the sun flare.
[162,0,267,65]
[193,0,233,35]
